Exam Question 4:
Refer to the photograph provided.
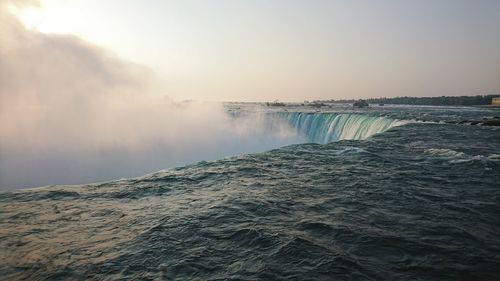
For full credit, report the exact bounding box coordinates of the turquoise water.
[265,111,406,143]
[1,105,499,280]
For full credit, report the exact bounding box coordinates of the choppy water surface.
[1,105,500,280]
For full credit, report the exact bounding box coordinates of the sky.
[11,0,500,101]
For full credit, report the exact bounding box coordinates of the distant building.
[353,99,369,108]
[266,100,286,106]
[492,97,500,106]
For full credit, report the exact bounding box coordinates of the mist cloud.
[0,1,297,190]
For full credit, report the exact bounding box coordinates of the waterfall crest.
[266,112,406,143]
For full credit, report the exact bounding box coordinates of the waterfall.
[266,112,406,144]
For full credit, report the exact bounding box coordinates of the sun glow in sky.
[9,0,500,101]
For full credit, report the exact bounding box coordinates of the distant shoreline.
[314,95,500,107]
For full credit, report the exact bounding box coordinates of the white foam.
[334,147,368,155]
[487,154,500,161]
[424,148,467,158]
[425,148,495,164]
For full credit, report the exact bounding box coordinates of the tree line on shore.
[321,95,499,106]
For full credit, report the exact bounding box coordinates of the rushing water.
[1,105,499,280]
[264,112,406,143]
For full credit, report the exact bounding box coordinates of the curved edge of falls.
[265,112,408,144]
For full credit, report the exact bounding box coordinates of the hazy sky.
[1,0,302,189]
[11,0,500,101]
